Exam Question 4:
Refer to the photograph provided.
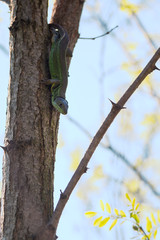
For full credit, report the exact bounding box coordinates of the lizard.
[45,23,71,115]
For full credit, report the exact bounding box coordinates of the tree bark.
[1,0,84,239]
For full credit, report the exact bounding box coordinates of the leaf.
[106,203,111,213]
[132,214,140,224]
[85,211,97,218]
[135,203,140,211]
[132,197,136,208]
[120,210,126,217]
[100,200,105,211]
[99,217,110,227]
[154,229,157,239]
[114,208,119,215]
[94,216,103,226]
[92,165,105,180]
[70,148,82,171]
[109,219,117,230]
[126,179,139,193]
[151,213,156,225]
[146,217,152,232]
[120,0,140,15]
[157,210,160,223]
[126,193,131,202]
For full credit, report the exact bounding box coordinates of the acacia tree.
[0,0,160,240]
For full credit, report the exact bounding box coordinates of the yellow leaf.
[157,210,160,223]
[146,217,152,232]
[132,214,140,224]
[151,213,156,225]
[120,210,126,217]
[126,179,139,193]
[70,148,82,171]
[99,217,110,227]
[154,229,157,239]
[85,211,97,218]
[127,42,137,51]
[135,203,140,211]
[148,232,152,239]
[121,62,130,71]
[94,216,103,226]
[109,219,117,230]
[142,114,157,126]
[100,200,104,211]
[141,236,146,240]
[125,193,131,202]
[106,203,111,213]
[57,135,65,148]
[92,165,105,180]
[132,197,136,208]
[120,0,140,15]
[114,208,119,215]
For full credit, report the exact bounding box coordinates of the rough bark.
[1,0,59,239]
[1,0,84,239]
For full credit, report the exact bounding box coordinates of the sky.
[0,0,160,239]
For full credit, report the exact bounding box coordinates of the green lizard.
[45,23,70,115]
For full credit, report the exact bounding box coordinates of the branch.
[79,25,118,40]
[132,12,157,51]
[37,48,160,240]
[67,115,160,197]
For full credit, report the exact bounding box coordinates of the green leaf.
[99,217,110,227]
[85,211,97,218]
[109,219,117,230]
[94,216,103,226]
[106,203,111,213]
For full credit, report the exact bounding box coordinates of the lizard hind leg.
[42,78,60,87]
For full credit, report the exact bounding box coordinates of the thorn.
[108,99,126,110]
[154,65,160,71]
[84,167,89,173]
[60,190,67,199]
[0,145,7,151]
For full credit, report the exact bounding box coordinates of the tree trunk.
[1,0,84,239]
[1,0,59,239]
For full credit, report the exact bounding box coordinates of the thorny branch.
[67,115,160,197]
[38,48,160,240]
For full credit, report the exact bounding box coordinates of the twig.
[79,25,118,40]
[132,12,157,51]
[0,45,9,55]
[67,115,160,197]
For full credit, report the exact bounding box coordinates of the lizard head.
[52,97,68,115]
